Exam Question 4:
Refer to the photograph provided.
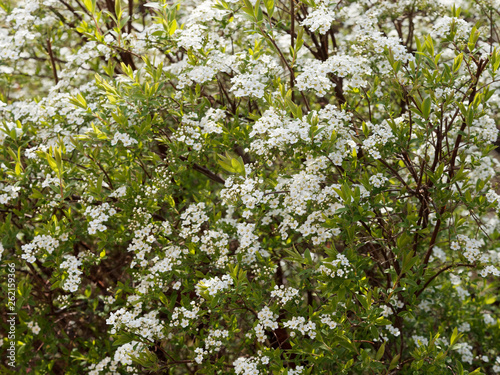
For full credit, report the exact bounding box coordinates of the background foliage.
[1,0,500,373]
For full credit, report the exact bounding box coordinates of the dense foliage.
[1,0,500,373]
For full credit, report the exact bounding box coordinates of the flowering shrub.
[1,0,500,373]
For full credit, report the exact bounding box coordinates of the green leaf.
[169,19,178,36]
[422,96,432,120]
[295,27,304,54]
[356,293,369,311]
[45,152,59,174]
[401,251,418,274]
[158,292,169,306]
[115,0,122,18]
[389,354,400,371]
[469,368,484,375]
[83,0,96,13]
[304,248,312,264]
[450,327,461,347]
[337,335,357,353]
[264,0,274,17]
[218,153,245,175]
[468,26,480,52]
[112,333,135,346]
[285,96,302,118]
[425,35,434,56]
[69,93,88,109]
[376,342,385,360]
[452,53,463,72]
[96,175,103,194]
[375,317,392,326]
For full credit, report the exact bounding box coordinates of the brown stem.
[47,38,59,85]
[415,263,474,298]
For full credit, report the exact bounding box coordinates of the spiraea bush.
[1,0,500,373]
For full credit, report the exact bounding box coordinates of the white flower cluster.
[111,132,138,147]
[175,109,226,151]
[381,305,393,317]
[60,255,83,293]
[318,254,353,278]
[456,286,470,301]
[471,115,498,144]
[107,307,139,335]
[87,356,120,375]
[249,108,304,154]
[114,341,144,366]
[484,313,496,326]
[431,16,471,40]
[297,203,342,245]
[65,41,111,68]
[221,174,263,210]
[1,0,41,61]
[362,120,394,159]
[300,1,339,34]
[188,65,216,84]
[170,302,200,328]
[237,222,268,264]
[456,342,474,364]
[480,265,500,277]
[233,356,269,375]
[180,202,209,240]
[230,73,266,98]
[162,221,173,236]
[467,154,500,182]
[435,87,454,99]
[200,108,226,135]
[26,321,40,335]
[4,120,23,139]
[174,113,203,150]
[109,186,127,198]
[0,185,21,205]
[412,335,428,348]
[135,255,176,294]
[369,173,388,188]
[21,234,59,263]
[288,366,305,375]
[283,316,317,339]
[194,347,207,364]
[127,224,155,268]
[296,54,369,95]
[85,203,117,234]
[174,108,226,151]
[418,299,431,312]
[195,274,233,297]
[486,190,500,206]
[270,285,299,306]
[199,230,230,266]
[385,324,400,337]
[255,306,279,343]
[390,296,404,309]
[352,14,414,64]
[320,314,338,329]
[451,234,491,264]
[107,308,166,341]
[458,322,471,332]
[280,171,325,216]
[205,329,229,353]
[430,246,447,262]
[494,356,500,373]
[174,23,207,51]
[170,49,237,90]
